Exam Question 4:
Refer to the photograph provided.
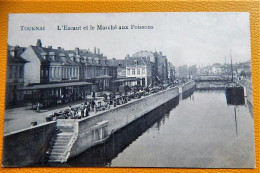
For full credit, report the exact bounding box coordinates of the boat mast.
[230,50,233,82]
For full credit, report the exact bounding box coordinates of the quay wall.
[69,87,179,158]
[179,80,195,93]
[2,121,56,167]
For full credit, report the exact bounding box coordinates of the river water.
[66,89,255,168]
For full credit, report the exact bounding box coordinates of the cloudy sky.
[8,13,251,66]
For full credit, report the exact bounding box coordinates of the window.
[9,65,12,78]
[50,67,53,78]
[46,69,49,78]
[58,67,60,78]
[54,67,57,77]
[132,69,135,75]
[19,65,23,78]
[14,65,17,78]
[127,69,130,75]
[142,68,145,75]
[41,69,44,78]
[61,67,64,78]
[137,69,140,75]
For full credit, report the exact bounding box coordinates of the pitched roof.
[126,57,149,66]
[106,59,127,67]
[31,46,79,65]
[7,46,28,64]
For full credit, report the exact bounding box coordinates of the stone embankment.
[3,81,196,166]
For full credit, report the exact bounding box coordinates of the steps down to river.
[47,120,78,163]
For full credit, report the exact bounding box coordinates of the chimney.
[9,47,16,57]
[75,47,80,55]
[94,47,96,54]
[125,54,130,59]
[160,51,162,55]
[48,46,52,49]
[36,39,42,47]
[97,48,100,55]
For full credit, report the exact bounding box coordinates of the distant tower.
[36,39,42,47]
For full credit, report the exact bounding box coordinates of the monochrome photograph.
[2,12,255,168]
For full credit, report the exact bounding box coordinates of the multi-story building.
[125,56,153,86]
[133,50,169,84]
[6,46,28,107]
[71,47,114,91]
[106,58,127,78]
[168,62,175,82]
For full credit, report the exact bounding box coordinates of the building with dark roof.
[6,45,28,107]
[106,58,127,78]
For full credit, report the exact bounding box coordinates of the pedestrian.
[106,101,110,110]
[36,102,40,112]
[94,104,97,113]
[91,99,95,112]
[68,109,73,119]
[84,106,89,117]
[86,101,90,111]
[92,90,95,98]
[81,107,84,118]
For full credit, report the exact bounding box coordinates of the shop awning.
[20,81,92,91]
[94,75,112,79]
[113,77,141,83]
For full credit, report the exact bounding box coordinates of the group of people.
[47,86,172,121]
[48,104,90,120]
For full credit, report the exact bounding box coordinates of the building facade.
[6,46,27,107]
[125,56,152,86]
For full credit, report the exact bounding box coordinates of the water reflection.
[66,97,179,167]
[50,89,254,168]
[225,88,246,136]
[180,87,195,100]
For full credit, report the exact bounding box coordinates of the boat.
[225,50,244,105]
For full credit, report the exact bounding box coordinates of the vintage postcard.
[2,12,255,168]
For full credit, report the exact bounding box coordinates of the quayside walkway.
[4,99,96,134]
[4,88,168,134]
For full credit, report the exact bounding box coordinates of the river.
[65,89,255,168]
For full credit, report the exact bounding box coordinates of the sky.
[8,13,251,67]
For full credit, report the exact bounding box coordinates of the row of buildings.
[6,39,175,107]
[196,61,252,78]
